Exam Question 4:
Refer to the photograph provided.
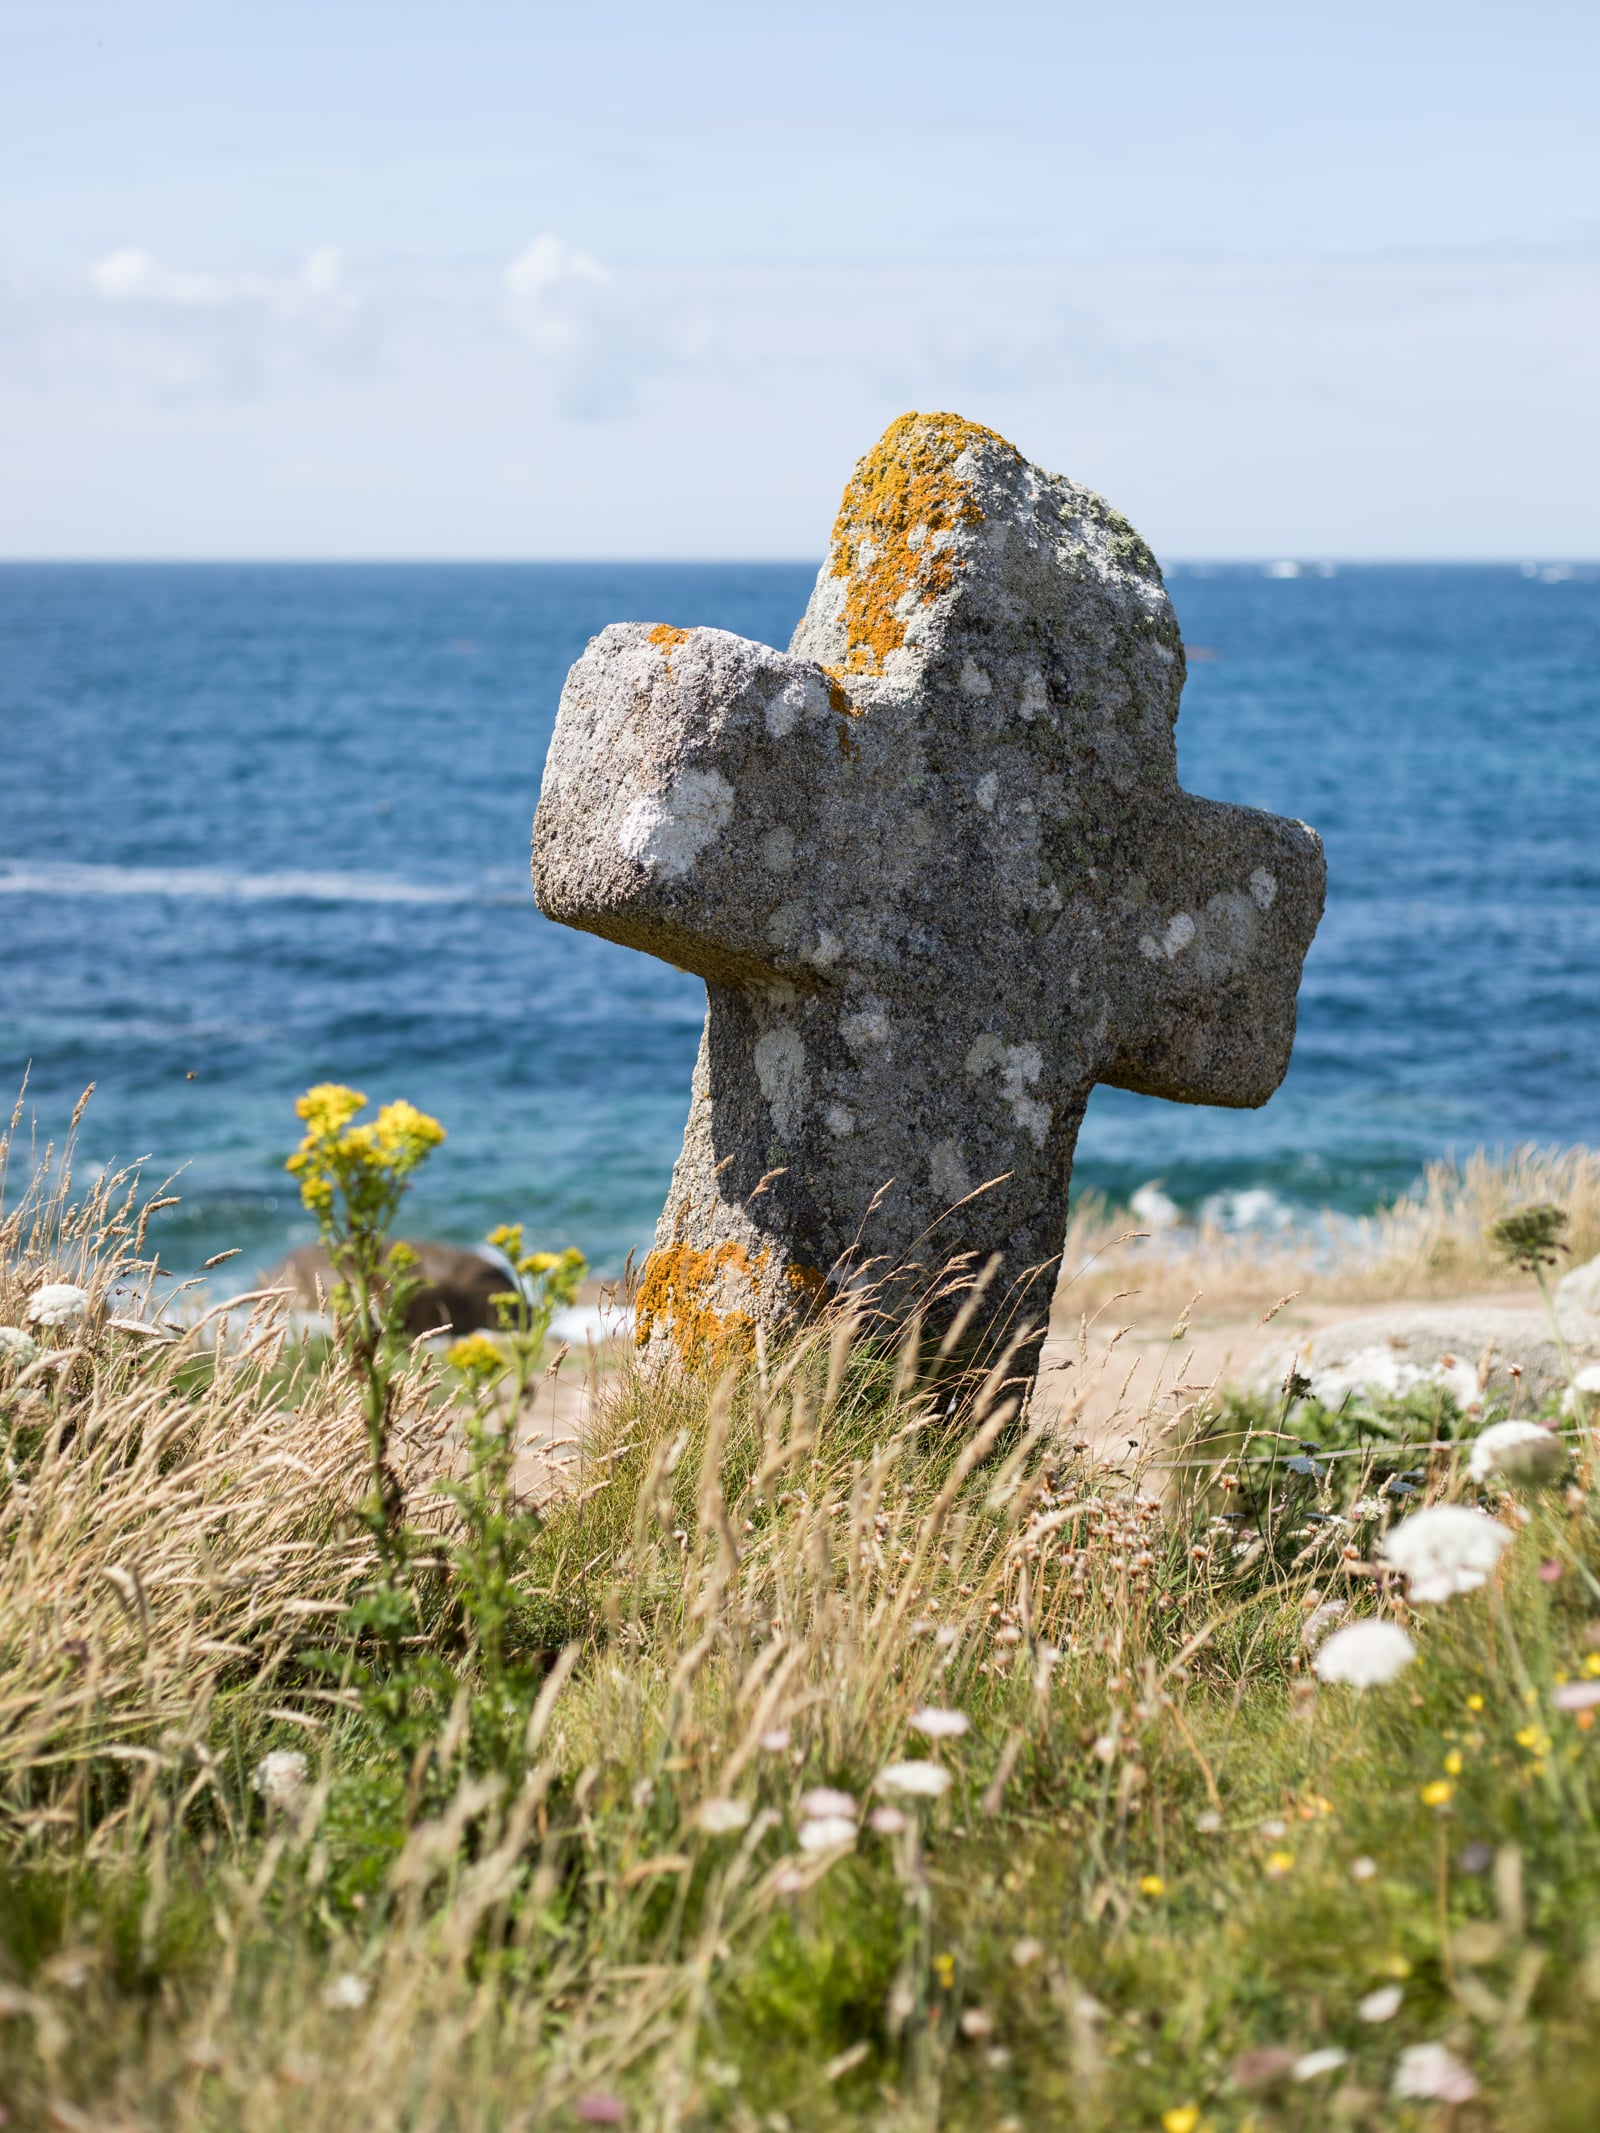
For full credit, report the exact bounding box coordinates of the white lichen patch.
[959,657,992,697]
[765,672,830,739]
[753,1026,809,1138]
[1139,911,1196,962]
[759,826,796,873]
[999,1043,1051,1147]
[804,930,844,971]
[840,1006,890,1055]
[1250,866,1278,911]
[825,1103,855,1139]
[1018,667,1048,722]
[928,1138,972,1204]
[617,768,734,882]
[965,1034,1051,1147]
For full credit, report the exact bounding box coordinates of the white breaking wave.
[0,859,515,907]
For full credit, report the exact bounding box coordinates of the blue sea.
[2,561,1597,1279]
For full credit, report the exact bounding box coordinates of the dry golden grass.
[1055,1143,1600,1327]
[5,1127,1600,2127]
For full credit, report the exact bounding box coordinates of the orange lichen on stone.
[783,1261,828,1305]
[647,624,693,667]
[635,1237,765,1364]
[825,412,1021,674]
[820,667,861,761]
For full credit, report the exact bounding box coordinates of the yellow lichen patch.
[635,1238,764,1365]
[826,412,1021,673]
[821,665,862,762]
[647,623,693,668]
[783,1261,828,1306]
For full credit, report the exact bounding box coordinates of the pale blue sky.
[2,0,1596,556]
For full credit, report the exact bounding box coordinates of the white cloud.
[0,240,1595,555]
[500,233,672,418]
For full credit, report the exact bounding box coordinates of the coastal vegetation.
[3,1098,1600,2129]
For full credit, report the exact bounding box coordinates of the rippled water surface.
[2,561,1597,1274]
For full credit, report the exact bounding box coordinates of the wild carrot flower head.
[909,1706,968,1740]
[876,1760,951,1798]
[1392,2041,1476,2102]
[26,1282,91,1329]
[1313,1619,1416,1687]
[253,1749,309,1806]
[0,1326,40,1366]
[1381,1505,1512,1602]
[1467,1420,1565,1486]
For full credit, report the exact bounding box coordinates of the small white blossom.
[1392,2042,1476,2103]
[1313,1619,1417,1687]
[1553,1682,1600,1712]
[797,1815,857,1852]
[1359,1984,1403,2022]
[321,1972,369,2011]
[909,1706,969,1740]
[0,1326,40,1367]
[876,1760,951,1799]
[252,1749,309,1806]
[758,1727,791,1753]
[868,1805,908,1834]
[696,1798,752,1835]
[1468,1419,1565,1485]
[797,1787,856,1821]
[1300,1600,1347,1652]
[1349,1855,1379,1882]
[1292,2048,1347,2081]
[1381,1504,1512,1602]
[26,1283,91,1329]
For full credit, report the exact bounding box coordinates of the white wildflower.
[797,1815,857,1852]
[1313,1619,1416,1687]
[1382,1505,1512,1602]
[758,1727,791,1753]
[797,1787,856,1821]
[1292,2048,1347,2081]
[696,1798,752,1835]
[1553,1682,1600,1712]
[909,1706,968,1740]
[1392,2041,1476,2103]
[876,1760,951,1799]
[321,1972,369,2011]
[252,1749,309,1807]
[1467,1420,1565,1485]
[26,1282,91,1329]
[1359,1984,1403,2022]
[0,1326,39,1367]
[868,1805,908,1834]
[1300,1599,1347,1652]
[1349,1855,1379,1882]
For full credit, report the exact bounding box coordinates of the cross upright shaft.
[533,413,1325,1380]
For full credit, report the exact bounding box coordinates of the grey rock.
[1253,1307,1568,1412]
[263,1241,508,1338]
[532,412,1325,1384]
[1555,1251,1600,1354]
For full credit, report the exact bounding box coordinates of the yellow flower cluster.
[487,1223,586,1291]
[286,1084,445,1222]
[447,1333,506,1380]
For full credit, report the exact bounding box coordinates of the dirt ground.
[504,1272,1546,1500]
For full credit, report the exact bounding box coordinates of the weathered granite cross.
[533,413,1324,1381]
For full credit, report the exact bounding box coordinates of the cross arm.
[532,622,861,990]
[1098,793,1325,1109]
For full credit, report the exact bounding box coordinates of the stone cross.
[533,413,1324,1382]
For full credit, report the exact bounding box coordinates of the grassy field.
[4,1124,1600,2131]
